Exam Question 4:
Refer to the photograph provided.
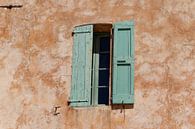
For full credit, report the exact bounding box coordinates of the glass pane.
[99,54,110,68]
[98,70,109,86]
[98,88,109,105]
[100,37,110,52]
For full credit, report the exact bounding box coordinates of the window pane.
[98,70,109,86]
[100,37,110,52]
[99,54,110,68]
[98,88,109,105]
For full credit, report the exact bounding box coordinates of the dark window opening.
[98,36,110,104]
[92,33,110,105]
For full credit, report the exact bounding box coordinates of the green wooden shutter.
[112,21,134,104]
[70,25,93,107]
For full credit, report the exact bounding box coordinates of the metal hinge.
[72,32,75,36]
[67,100,88,105]
[0,5,23,9]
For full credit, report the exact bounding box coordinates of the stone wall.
[0,0,194,129]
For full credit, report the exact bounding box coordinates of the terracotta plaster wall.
[0,0,194,129]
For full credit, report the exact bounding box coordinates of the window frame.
[91,32,111,106]
[69,21,134,107]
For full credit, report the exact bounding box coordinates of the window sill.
[70,105,111,110]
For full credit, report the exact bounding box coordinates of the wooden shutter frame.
[112,20,134,104]
[70,25,93,107]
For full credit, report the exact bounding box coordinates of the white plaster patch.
[49,26,72,58]
[0,46,23,129]
[58,41,70,58]
[172,90,191,103]
[83,10,96,16]
[131,88,166,128]
[192,80,195,89]
[140,32,171,63]
[181,59,195,72]
[138,63,165,83]
[178,13,194,24]
[152,51,171,63]
[36,51,57,73]
[52,64,72,95]
[138,63,152,74]
[0,0,23,5]
[51,0,76,11]
[37,80,56,108]
[142,32,164,49]
[144,72,161,83]
[123,0,135,6]
[169,43,195,80]
[57,26,66,42]
[153,12,168,27]
[0,13,7,28]
[181,124,191,129]
[163,0,192,14]
[0,46,23,97]
[23,0,36,5]
[109,0,120,7]
[51,39,72,58]
[190,0,195,17]
[172,104,193,128]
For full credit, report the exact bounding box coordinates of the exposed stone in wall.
[0,0,194,129]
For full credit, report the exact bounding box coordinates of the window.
[69,21,134,107]
[92,33,110,105]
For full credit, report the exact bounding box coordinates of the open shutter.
[70,25,93,107]
[112,21,134,104]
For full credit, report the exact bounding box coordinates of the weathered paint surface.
[0,0,194,129]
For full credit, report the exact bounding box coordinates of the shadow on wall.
[111,104,134,110]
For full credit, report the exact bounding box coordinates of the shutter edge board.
[112,20,134,104]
